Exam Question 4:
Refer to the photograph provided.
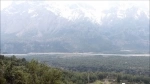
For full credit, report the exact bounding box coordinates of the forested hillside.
[0,55,150,84]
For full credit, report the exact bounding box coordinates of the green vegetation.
[22,54,149,76]
[0,55,150,84]
[0,55,62,84]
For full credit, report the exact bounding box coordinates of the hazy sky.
[1,1,149,11]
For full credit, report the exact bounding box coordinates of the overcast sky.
[1,1,149,11]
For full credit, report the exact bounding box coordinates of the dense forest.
[0,55,150,84]
[22,54,149,76]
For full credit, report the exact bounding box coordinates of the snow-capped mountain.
[1,1,149,54]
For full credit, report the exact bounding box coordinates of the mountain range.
[1,1,149,54]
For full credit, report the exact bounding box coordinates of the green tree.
[117,75,121,83]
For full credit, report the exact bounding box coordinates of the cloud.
[1,1,12,10]
[1,1,148,12]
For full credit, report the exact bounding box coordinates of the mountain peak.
[1,1,149,54]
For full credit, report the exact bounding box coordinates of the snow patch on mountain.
[2,1,149,25]
[28,9,34,13]
[31,14,38,18]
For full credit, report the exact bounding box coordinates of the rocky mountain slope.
[1,1,149,54]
